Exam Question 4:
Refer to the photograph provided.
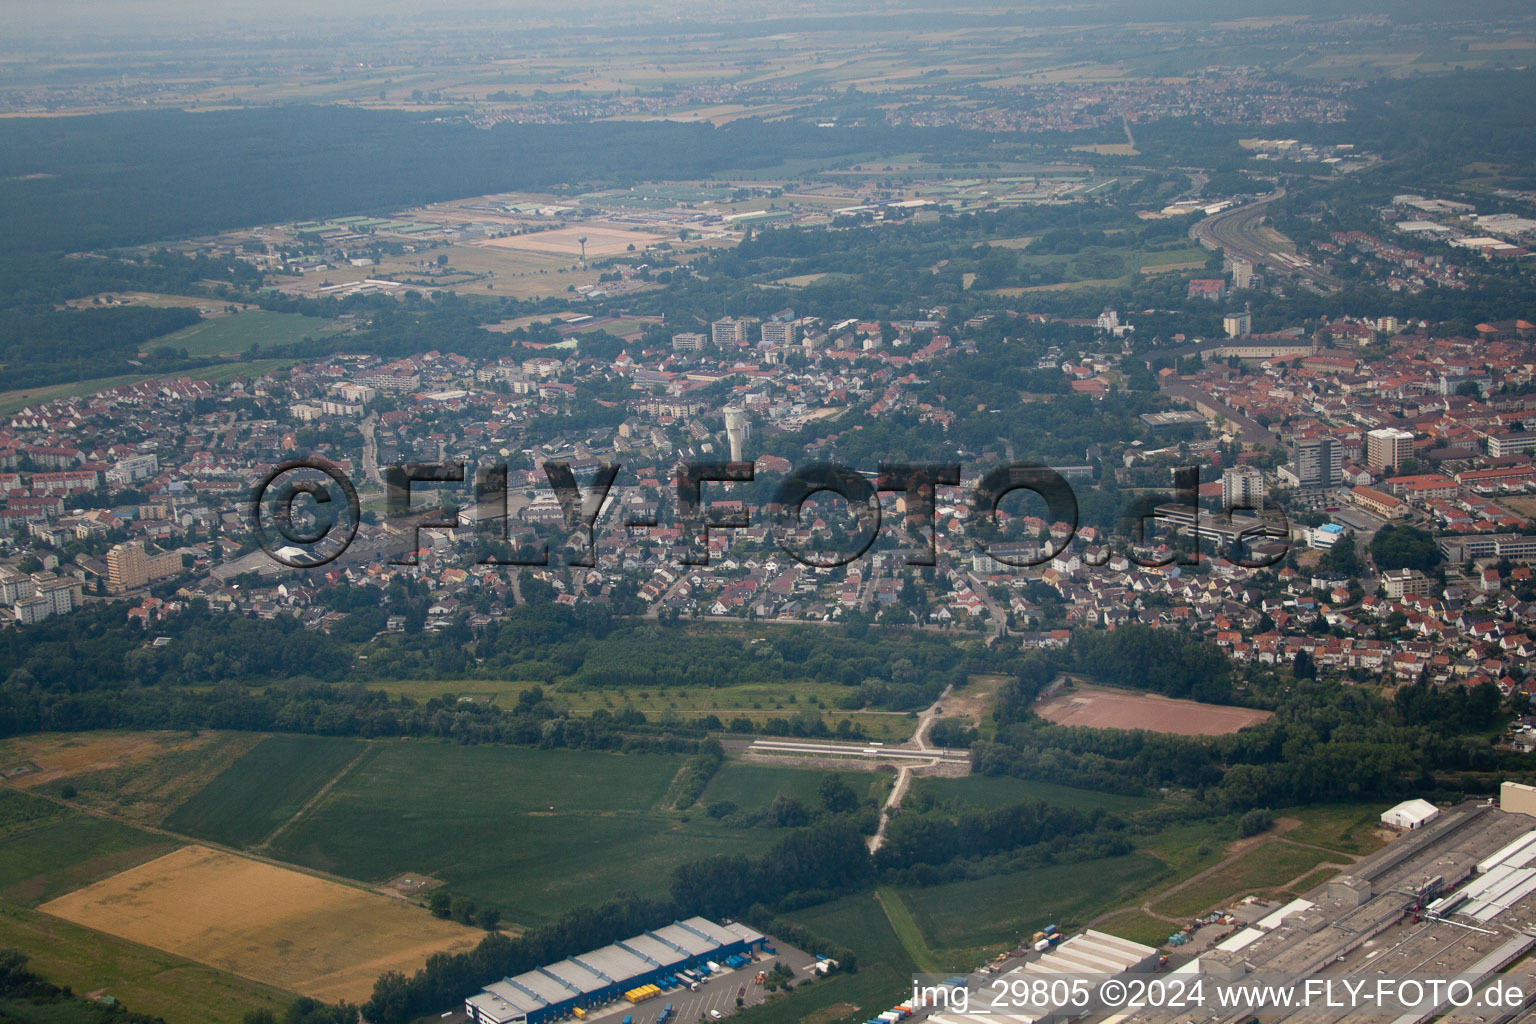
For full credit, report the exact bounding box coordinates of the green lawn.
[897,854,1169,965]
[261,742,793,927]
[162,735,368,848]
[906,774,1148,814]
[159,310,330,357]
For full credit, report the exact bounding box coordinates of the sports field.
[1034,689,1271,736]
[39,845,481,1003]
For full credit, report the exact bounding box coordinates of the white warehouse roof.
[1381,799,1440,830]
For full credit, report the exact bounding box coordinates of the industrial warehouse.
[465,918,765,1024]
[912,783,1536,1024]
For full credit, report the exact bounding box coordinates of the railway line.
[1191,189,1339,292]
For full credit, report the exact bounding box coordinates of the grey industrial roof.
[507,970,577,1005]
[619,934,690,969]
[481,982,546,1014]
[678,917,744,948]
[578,943,655,983]
[651,923,716,957]
[723,922,765,945]
[470,917,758,1012]
[541,961,607,995]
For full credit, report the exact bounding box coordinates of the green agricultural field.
[897,854,1169,966]
[701,764,888,812]
[261,742,794,926]
[0,900,291,1024]
[158,310,332,357]
[0,792,177,907]
[163,735,368,848]
[906,774,1147,814]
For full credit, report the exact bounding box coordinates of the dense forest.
[972,633,1512,809]
[0,110,992,254]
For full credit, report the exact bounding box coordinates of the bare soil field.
[478,224,669,257]
[1035,688,1271,736]
[39,845,482,1003]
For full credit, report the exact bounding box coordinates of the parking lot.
[583,939,823,1024]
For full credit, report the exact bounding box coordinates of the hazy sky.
[0,0,665,39]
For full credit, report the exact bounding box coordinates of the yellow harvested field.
[479,225,669,257]
[40,846,482,1003]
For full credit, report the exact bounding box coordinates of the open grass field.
[906,774,1147,813]
[260,742,795,927]
[874,887,940,973]
[163,735,368,849]
[1034,688,1271,736]
[0,731,223,791]
[1151,842,1346,918]
[747,892,917,1024]
[11,731,261,826]
[479,225,670,258]
[0,816,180,907]
[157,310,333,357]
[897,854,1169,966]
[0,790,179,908]
[701,764,888,812]
[1279,803,1391,857]
[1138,247,1211,273]
[39,845,481,1003]
[0,899,292,1024]
[1092,908,1179,948]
